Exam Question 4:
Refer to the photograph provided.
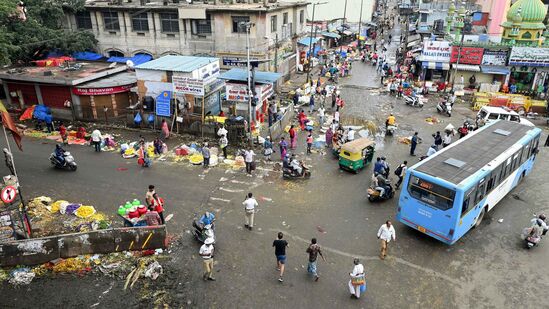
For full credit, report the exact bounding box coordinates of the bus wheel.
[474,208,487,228]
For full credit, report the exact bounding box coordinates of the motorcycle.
[282,163,311,179]
[522,226,542,249]
[436,100,452,117]
[50,152,77,171]
[386,124,397,136]
[367,183,395,202]
[192,220,215,244]
[404,95,424,108]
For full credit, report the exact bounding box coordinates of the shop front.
[508,47,549,96]
[449,46,484,91]
[419,40,451,83]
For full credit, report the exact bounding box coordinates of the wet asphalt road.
[2,21,549,309]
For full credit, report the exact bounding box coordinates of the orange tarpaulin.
[19,105,35,121]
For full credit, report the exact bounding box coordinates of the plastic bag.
[134,113,142,124]
[147,114,154,124]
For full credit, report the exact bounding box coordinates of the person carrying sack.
[348,258,365,299]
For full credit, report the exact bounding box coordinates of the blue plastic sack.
[360,282,367,293]
[147,114,154,124]
[134,113,142,124]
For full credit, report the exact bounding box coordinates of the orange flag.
[0,100,23,151]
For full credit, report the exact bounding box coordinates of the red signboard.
[72,84,133,96]
[450,47,484,65]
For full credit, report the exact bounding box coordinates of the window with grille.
[103,11,120,31]
[132,12,149,32]
[283,12,288,25]
[300,10,304,24]
[232,16,250,33]
[192,14,212,35]
[160,12,179,33]
[76,11,92,30]
[271,15,277,33]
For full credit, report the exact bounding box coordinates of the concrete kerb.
[0,226,167,267]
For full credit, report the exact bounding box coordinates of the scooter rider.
[372,172,389,198]
[290,154,303,176]
[531,214,548,236]
[198,211,216,229]
[54,144,66,165]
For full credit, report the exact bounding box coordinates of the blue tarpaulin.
[108,54,152,65]
[219,68,282,84]
[321,31,341,39]
[33,105,51,121]
[298,37,320,46]
[73,52,103,61]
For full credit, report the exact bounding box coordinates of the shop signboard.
[155,91,171,117]
[0,210,15,242]
[481,49,508,66]
[222,56,258,67]
[225,83,273,103]
[200,61,221,84]
[420,41,451,63]
[172,76,204,96]
[450,47,484,65]
[509,47,549,67]
[72,85,133,96]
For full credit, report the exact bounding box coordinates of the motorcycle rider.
[531,214,548,236]
[54,144,66,165]
[198,211,216,229]
[290,154,303,176]
[386,113,396,129]
[380,156,390,178]
[372,172,390,198]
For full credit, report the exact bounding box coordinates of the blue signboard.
[156,91,172,117]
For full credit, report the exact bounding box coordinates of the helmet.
[204,237,214,245]
[381,156,386,160]
[539,214,546,221]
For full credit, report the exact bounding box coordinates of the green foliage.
[0,0,95,66]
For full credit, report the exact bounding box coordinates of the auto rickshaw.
[338,138,376,173]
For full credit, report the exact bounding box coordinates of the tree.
[0,0,97,66]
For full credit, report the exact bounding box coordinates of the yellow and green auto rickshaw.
[338,138,376,173]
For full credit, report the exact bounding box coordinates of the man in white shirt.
[377,220,396,260]
[91,129,102,152]
[244,149,255,174]
[443,132,452,148]
[199,237,215,281]
[348,258,365,299]
[243,192,258,230]
[347,128,355,142]
[318,107,325,126]
[426,144,437,157]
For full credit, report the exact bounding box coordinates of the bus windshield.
[408,175,455,210]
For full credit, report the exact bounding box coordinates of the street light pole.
[358,0,364,43]
[240,21,254,147]
[339,0,348,53]
[274,32,278,73]
[451,1,467,92]
[306,2,327,84]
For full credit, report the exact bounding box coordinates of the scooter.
[50,152,77,171]
[367,183,395,202]
[436,100,452,117]
[386,124,397,136]
[522,226,541,249]
[192,220,215,244]
[404,95,424,108]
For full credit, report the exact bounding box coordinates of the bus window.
[488,113,499,120]
[498,114,508,120]
[408,176,456,211]
[475,181,486,204]
[509,115,520,122]
[461,188,476,217]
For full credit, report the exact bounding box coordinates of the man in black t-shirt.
[273,232,288,282]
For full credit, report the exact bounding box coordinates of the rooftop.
[0,62,128,86]
[85,0,308,12]
[76,71,137,88]
[135,55,218,72]
[415,121,534,185]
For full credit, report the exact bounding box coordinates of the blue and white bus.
[396,120,542,244]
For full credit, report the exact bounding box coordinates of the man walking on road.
[377,220,396,260]
[145,185,155,209]
[273,232,288,282]
[306,238,326,281]
[199,237,215,281]
[410,132,419,156]
[243,192,258,230]
[394,161,407,189]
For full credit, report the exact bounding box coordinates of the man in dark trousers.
[410,132,419,156]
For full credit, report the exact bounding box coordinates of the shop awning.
[219,68,282,84]
[321,31,341,39]
[298,37,320,46]
[407,40,421,48]
[452,64,481,72]
[422,62,450,70]
[480,66,510,75]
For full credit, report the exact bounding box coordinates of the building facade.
[65,0,308,77]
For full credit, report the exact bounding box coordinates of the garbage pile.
[1,250,167,286]
[168,143,246,170]
[27,196,111,237]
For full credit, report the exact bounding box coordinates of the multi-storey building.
[64,0,309,77]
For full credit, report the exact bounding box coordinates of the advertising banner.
[481,49,508,66]
[509,47,549,67]
[450,47,484,65]
[172,76,204,96]
[420,41,451,63]
[72,85,133,96]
